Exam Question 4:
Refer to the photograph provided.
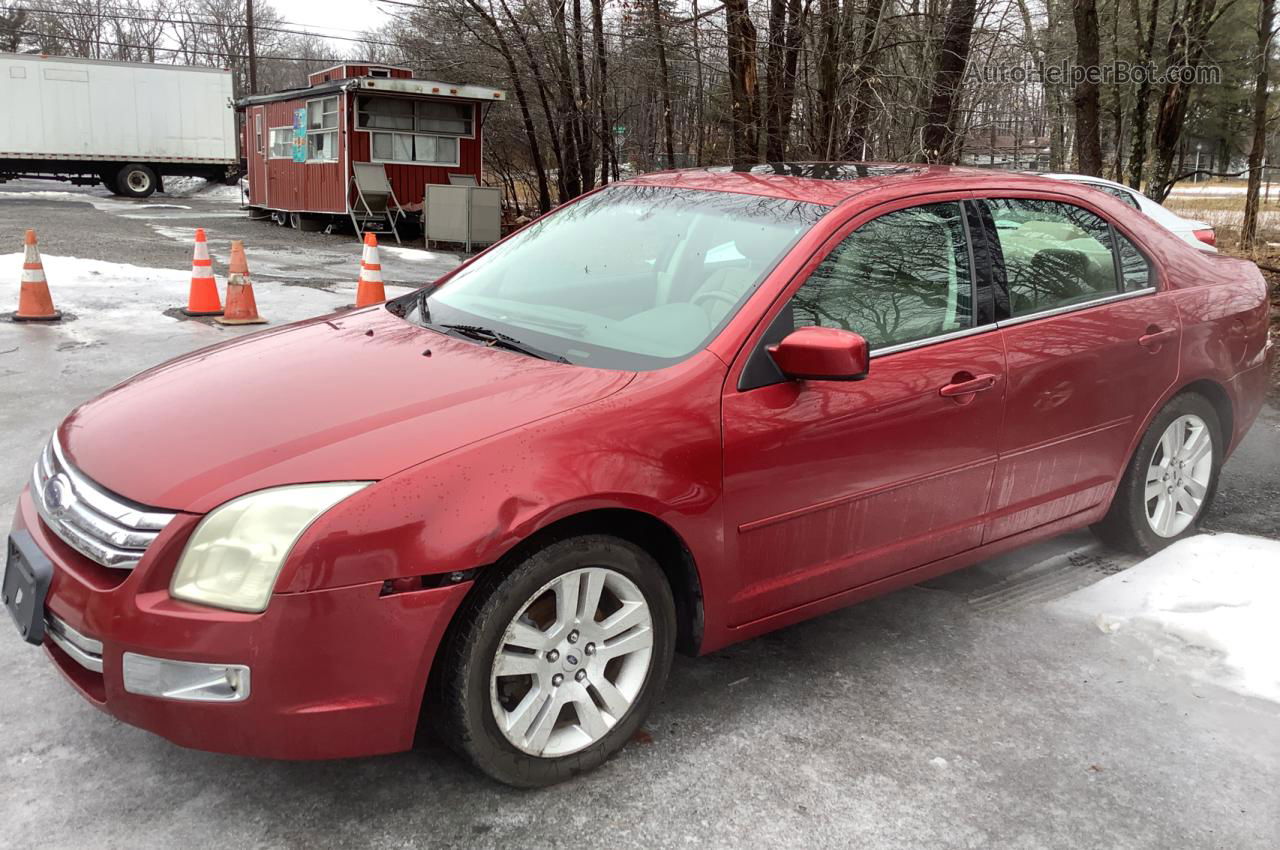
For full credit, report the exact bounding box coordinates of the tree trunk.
[814,0,841,158]
[651,0,676,168]
[764,0,804,160]
[1242,0,1275,249]
[467,0,552,212]
[692,0,706,165]
[844,0,887,159]
[1126,0,1162,189]
[1072,0,1104,174]
[591,0,614,184]
[920,0,978,162]
[726,0,760,165]
[1148,0,1220,200]
[572,0,595,188]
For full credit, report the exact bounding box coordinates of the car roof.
[1041,173,1132,191]
[623,162,1080,206]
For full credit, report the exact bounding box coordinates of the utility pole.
[245,0,258,95]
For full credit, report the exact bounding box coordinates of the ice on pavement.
[1053,533,1280,703]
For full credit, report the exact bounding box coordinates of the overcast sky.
[268,0,390,45]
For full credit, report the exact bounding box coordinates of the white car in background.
[1042,173,1217,251]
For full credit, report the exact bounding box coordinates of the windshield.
[408,185,829,370]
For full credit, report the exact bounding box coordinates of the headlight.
[170,482,371,613]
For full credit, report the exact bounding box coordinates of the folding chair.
[349,162,405,244]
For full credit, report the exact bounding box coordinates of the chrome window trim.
[44,612,104,673]
[870,322,998,359]
[994,286,1156,329]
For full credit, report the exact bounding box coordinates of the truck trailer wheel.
[99,170,122,194]
[115,164,158,198]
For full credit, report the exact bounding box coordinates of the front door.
[722,198,1006,627]
[976,196,1181,541]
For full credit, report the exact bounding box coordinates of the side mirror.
[767,326,870,382]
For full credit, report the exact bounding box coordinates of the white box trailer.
[0,53,239,198]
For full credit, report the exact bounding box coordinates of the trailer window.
[358,97,472,136]
[255,114,263,154]
[416,102,472,135]
[269,128,291,159]
[307,96,338,162]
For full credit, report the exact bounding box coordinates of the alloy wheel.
[489,566,654,758]
[1144,413,1213,537]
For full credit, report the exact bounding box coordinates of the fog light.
[122,653,251,702]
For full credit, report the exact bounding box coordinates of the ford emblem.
[44,473,73,516]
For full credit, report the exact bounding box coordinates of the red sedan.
[4,164,1272,786]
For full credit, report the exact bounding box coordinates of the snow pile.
[1053,533,1280,703]
[162,176,244,202]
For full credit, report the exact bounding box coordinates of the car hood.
[58,308,634,513]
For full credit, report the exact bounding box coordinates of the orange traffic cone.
[182,228,223,317]
[353,232,387,307]
[11,229,61,322]
[214,240,266,325]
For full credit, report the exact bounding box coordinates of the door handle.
[939,373,997,397]
[1139,327,1177,350]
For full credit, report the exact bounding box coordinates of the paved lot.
[1,182,1278,849]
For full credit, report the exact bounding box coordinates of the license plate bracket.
[4,531,53,645]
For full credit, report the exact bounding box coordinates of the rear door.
[976,196,1181,541]
[721,196,1006,627]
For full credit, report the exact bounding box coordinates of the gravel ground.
[1,180,1277,849]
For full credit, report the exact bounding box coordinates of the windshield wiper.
[438,323,572,364]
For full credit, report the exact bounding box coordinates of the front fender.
[275,353,729,599]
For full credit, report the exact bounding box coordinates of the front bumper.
[11,487,471,760]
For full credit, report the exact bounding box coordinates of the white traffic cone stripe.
[360,268,383,283]
[22,242,45,282]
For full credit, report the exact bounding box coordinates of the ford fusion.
[4,164,1272,787]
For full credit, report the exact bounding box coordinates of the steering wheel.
[691,289,739,312]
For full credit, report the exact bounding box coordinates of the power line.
[13,28,349,63]
[10,4,404,48]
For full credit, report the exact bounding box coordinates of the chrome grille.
[31,437,175,569]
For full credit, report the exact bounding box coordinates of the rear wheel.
[115,164,157,198]
[1092,393,1222,554]
[435,535,676,787]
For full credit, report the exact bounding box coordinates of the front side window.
[985,198,1119,316]
[412,185,828,370]
[306,96,338,161]
[790,202,973,349]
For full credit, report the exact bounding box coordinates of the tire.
[99,170,122,195]
[1092,393,1223,554]
[434,534,676,787]
[115,163,157,198]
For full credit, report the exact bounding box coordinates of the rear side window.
[1074,181,1141,209]
[790,202,973,349]
[985,198,1118,317]
[1114,231,1153,291]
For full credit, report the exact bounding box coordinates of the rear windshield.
[408,185,829,370]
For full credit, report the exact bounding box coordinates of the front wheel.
[435,535,676,787]
[1092,393,1223,554]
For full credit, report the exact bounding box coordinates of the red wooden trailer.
[236,63,506,239]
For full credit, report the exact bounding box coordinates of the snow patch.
[1052,533,1280,703]
[162,176,245,203]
